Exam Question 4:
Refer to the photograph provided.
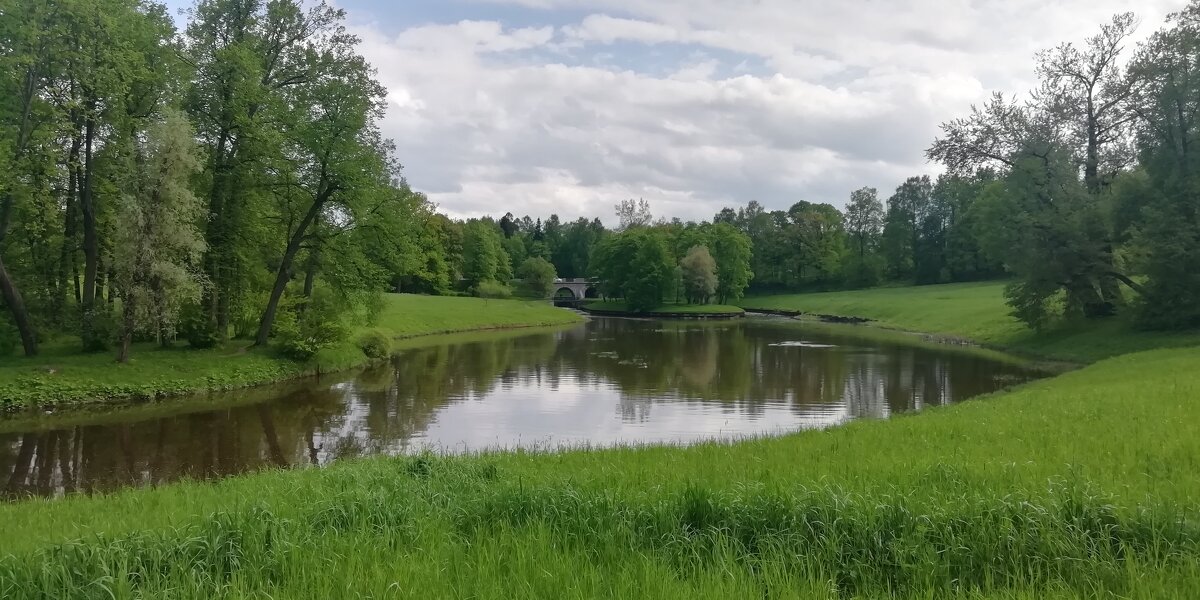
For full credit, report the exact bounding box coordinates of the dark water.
[0,317,1044,499]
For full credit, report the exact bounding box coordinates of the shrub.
[275,290,350,361]
[518,257,557,298]
[473,280,512,299]
[180,301,221,349]
[358,329,392,360]
[0,319,17,356]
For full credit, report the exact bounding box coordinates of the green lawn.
[2,345,1200,598]
[583,300,745,315]
[739,280,1200,362]
[0,294,581,408]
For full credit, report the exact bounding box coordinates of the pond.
[0,316,1045,499]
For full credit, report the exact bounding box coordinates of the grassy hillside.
[2,346,1199,598]
[0,294,581,408]
[739,281,1200,362]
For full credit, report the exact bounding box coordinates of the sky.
[163,0,1184,223]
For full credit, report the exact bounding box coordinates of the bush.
[473,280,512,299]
[275,290,350,361]
[0,318,17,356]
[81,307,117,352]
[518,257,557,298]
[179,301,220,349]
[358,329,393,360]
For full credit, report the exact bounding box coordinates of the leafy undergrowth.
[0,294,581,409]
[3,346,1199,598]
[739,281,1200,362]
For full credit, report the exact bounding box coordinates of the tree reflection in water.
[0,317,1042,498]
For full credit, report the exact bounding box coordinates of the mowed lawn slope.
[739,281,1200,362]
[0,294,581,408]
[2,346,1200,598]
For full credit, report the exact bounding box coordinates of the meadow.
[740,281,1200,362]
[0,294,581,409]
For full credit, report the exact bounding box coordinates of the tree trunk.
[0,254,38,356]
[254,192,328,346]
[80,111,103,351]
[116,291,134,363]
[58,131,81,314]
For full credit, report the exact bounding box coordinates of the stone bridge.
[552,278,599,305]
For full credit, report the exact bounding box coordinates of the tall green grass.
[3,346,1200,598]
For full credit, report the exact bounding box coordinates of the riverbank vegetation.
[583,300,744,316]
[0,294,579,409]
[2,344,1199,598]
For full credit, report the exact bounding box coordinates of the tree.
[614,198,652,231]
[680,246,717,304]
[707,223,753,303]
[518,257,557,298]
[626,230,674,311]
[552,217,606,278]
[0,0,58,356]
[1035,12,1140,195]
[498,212,519,238]
[1124,3,1200,328]
[252,23,390,347]
[787,201,844,286]
[187,0,349,341]
[843,187,885,286]
[928,13,1144,322]
[881,176,932,281]
[461,220,511,288]
[589,228,673,311]
[111,111,207,362]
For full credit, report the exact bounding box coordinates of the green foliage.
[679,245,717,304]
[462,221,512,286]
[706,223,753,303]
[517,257,557,299]
[357,329,393,360]
[274,291,351,361]
[110,110,207,360]
[0,317,16,356]
[590,228,676,312]
[0,294,581,407]
[179,301,220,349]
[473,280,513,300]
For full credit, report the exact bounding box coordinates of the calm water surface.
[1,317,1044,498]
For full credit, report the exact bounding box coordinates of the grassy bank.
[739,281,1200,362]
[0,294,581,409]
[583,300,744,317]
[2,345,1200,597]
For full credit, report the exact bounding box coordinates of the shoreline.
[0,295,583,412]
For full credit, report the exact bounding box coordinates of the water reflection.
[0,317,1043,498]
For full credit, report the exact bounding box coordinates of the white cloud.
[349,0,1184,222]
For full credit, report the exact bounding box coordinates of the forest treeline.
[3,1,1200,362]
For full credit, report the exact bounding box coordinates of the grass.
[583,300,745,316]
[739,280,1200,362]
[2,345,1200,597]
[0,294,581,409]
[4,282,1200,598]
